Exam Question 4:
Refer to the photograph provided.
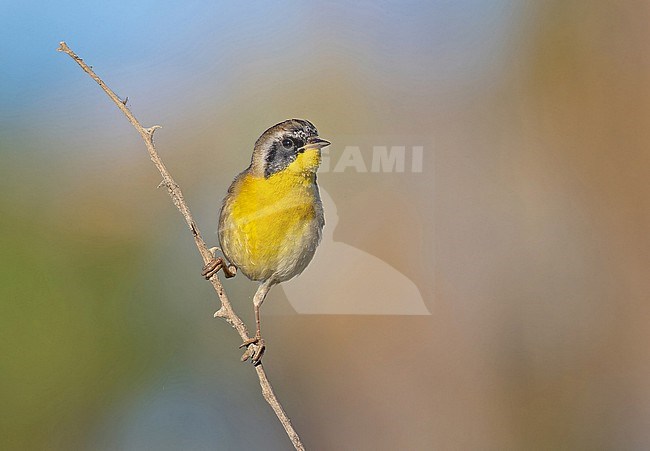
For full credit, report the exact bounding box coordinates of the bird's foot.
[201,255,237,280]
[240,335,265,365]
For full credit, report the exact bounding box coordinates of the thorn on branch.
[146,125,162,137]
[214,308,227,318]
[121,96,129,106]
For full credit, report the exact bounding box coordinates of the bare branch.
[57,41,305,451]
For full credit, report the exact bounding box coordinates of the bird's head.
[250,119,330,178]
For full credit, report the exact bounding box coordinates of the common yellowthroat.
[202,119,330,364]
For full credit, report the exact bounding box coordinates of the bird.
[201,119,330,364]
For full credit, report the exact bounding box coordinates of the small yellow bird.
[202,119,330,364]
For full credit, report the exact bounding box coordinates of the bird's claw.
[201,256,236,280]
[240,336,265,365]
[201,257,223,279]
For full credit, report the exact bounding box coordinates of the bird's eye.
[281,138,293,149]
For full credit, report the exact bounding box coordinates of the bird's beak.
[304,136,331,149]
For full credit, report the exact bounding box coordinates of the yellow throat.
[221,148,322,281]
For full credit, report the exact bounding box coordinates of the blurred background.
[2,1,649,449]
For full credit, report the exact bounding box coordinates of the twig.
[57,41,305,451]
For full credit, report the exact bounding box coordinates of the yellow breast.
[219,156,323,282]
